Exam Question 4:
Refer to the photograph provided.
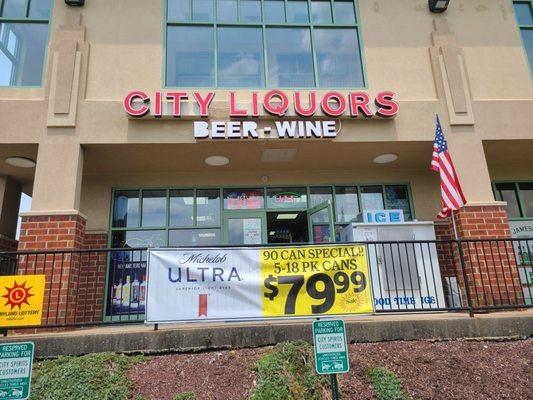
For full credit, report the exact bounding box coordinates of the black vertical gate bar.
[494,240,510,306]
[501,239,520,305]
[371,244,384,311]
[404,242,417,309]
[522,240,533,304]
[478,241,496,306]
[93,251,100,323]
[419,242,433,308]
[428,242,441,309]
[395,242,409,310]
[82,252,89,323]
[57,253,65,325]
[466,242,482,308]
[456,240,473,316]
[43,253,51,325]
[388,244,401,310]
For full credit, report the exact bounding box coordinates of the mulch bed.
[128,339,532,400]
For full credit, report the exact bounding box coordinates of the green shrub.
[367,367,407,400]
[251,341,327,400]
[30,352,143,400]
[173,393,196,400]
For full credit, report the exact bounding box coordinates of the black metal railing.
[0,238,531,331]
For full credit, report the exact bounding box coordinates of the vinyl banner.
[146,245,373,323]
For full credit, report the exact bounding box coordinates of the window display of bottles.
[111,273,148,313]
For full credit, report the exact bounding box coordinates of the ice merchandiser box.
[341,221,447,311]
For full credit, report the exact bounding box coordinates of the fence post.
[456,239,474,317]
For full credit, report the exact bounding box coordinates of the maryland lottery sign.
[146,245,373,323]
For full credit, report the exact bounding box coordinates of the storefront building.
[0,0,532,318]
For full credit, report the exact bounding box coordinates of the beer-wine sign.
[146,245,373,323]
[124,90,399,140]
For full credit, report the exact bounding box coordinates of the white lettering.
[194,121,209,139]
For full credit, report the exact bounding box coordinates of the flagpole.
[451,209,459,240]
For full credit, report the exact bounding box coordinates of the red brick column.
[78,232,108,323]
[17,214,86,326]
[435,205,523,308]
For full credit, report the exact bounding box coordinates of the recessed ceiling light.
[205,155,229,166]
[277,213,299,220]
[373,154,398,164]
[5,157,36,168]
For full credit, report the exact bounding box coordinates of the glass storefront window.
[224,188,264,210]
[28,0,51,18]
[360,185,384,211]
[217,27,264,87]
[287,0,309,23]
[112,230,166,250]
[113,190,140,228]
[518,182,533,217]
[169,189,194,227]
[166,26,214,87]
[169,229,220,246]
[311,1,332,23]
[165,0,364,88]
[197,189,221,226]
[494,183,522,218]
[227,217,263,245]
[168,0,189,21]
[141,190,167,227]
[0,22,49,86]
[267,187,308,209]
[266,27,314,87]
[515,2,533,25]
[192,0,213,22]
[385,185,412,221]
[334,0,356,23]
[1,0,25,18]
[241,0,262,22]
[335,186,359,223]
[314,28,364,87]
[513,1,533,76]
[218,0,238,22]
[310,187,333,207]
[264,0,285,22]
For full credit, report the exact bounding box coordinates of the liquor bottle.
[131,274,140,303]
[140,275,147,306]
[122,276,131,304]
[114,280,122,303]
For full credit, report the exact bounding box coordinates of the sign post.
[0,342,34,400]
[312,319,349,400]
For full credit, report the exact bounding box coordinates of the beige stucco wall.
[0,0,532,232]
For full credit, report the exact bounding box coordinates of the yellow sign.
[0,275,45,327]
[261,245,373,317]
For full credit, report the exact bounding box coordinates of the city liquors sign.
[146,245,373,323]
[123,90,399,140]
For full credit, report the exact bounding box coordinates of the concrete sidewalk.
[1,311,532,358]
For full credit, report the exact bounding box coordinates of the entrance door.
[307,201,335,243]
[222,212,267,245]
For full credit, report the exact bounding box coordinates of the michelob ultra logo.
[0,275,45,327]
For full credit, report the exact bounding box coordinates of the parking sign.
[312,320,349,374]
[0,342,34,400]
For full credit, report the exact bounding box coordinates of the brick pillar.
[435,204,523,308]
[17,214,86,325]
[78,232,108,323]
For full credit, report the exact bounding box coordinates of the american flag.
[431,115,466,219]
